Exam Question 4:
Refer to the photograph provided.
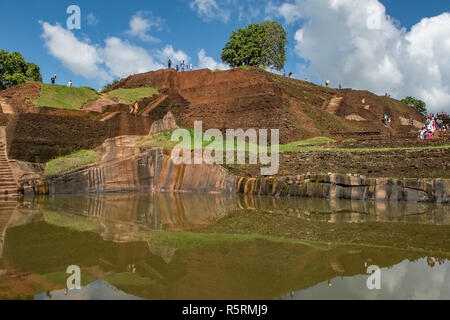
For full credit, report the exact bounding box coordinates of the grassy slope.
[106,87,158,104]
[34,84,99,109]
[137,130,450,153]
[45,150,100,177]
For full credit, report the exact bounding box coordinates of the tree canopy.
[221,21,287,71]
[401,96,427,116]
[0,49,42,90]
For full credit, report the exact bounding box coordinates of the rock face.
[149,112,178,135]
[237,173,450,203]
[43,148,237,195]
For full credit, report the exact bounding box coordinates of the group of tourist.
[383,113,392,129]
[168,59,193,72]
[418,114,449,139]
[129,102,139,115]
[50,74,72,87]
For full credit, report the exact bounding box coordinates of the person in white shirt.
[67,80,72,88]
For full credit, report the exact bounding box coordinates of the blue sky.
[0,0,449,112]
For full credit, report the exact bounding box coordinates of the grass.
[343,138,357,143]
[43,211,99,232]
[136,230,328,250]
[106,87,158,104]
[45,150,100,177]
[240,65,250,70]
[34,84,100,110]
[105,273,155,287]
[136,131,450,154]
[277,136,335,152]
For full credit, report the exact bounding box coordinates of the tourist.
[283,70,286,77]
[168,59,172,69]
[419,127,427,140]
[51,74,56,84]
[176,65,179,72]
[67,80,72,88]
[288,72,292,78]
[134,102,139,115]
[190,63,193,71]
[129,104,134,114]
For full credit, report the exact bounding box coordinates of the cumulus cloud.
[269,0,450,113]
[157,45,190,65]
[265,1,302,24]
[101,38,164,78]
[40,21,176,84]
[125,11,162,42]
[198,49,229,70]
[40,22,109,81]
[190,0,230,22]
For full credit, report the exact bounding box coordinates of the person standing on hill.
[67,80,72,88]
[168,59,172,69]
[190,63,193,71]
[51,74,56,84]
[134,102,139,116]
[176,65,179,72]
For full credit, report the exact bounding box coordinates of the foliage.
[45,150,100,176]
[35,84,99,109]
[0,49,42,90]
[401,96,427,115]
[221,21,287,71]
[106,87,158,104]
[102,79,120,92]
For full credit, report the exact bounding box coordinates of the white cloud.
[198,49,229,70]
[190,0,230,22]
[40,22,176,84]
[270,0,450,113]
[157,45,190,65]
[125,11,162,42]
[40,22,109,82]
[101,37,164,78]
[265,1,302,24]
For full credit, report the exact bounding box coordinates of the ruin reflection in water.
[0,193,449,300]
[29,193,450,229]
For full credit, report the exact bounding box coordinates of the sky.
[0,0,449,113]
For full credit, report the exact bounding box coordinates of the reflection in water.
[0,193,448,300]
[237,195,450,225]
[281,258,450,300]
[34,280,143,300]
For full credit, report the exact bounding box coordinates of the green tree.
[401,96,427,115]
[221,21,287,71]
[0,49,43,90]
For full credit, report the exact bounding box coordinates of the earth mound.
[108,67,425,143]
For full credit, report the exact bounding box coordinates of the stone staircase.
[140,94,169,116]
[99,111,120,122]
[0,127,19,197]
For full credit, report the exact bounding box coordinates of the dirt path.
[326,97,344,114]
